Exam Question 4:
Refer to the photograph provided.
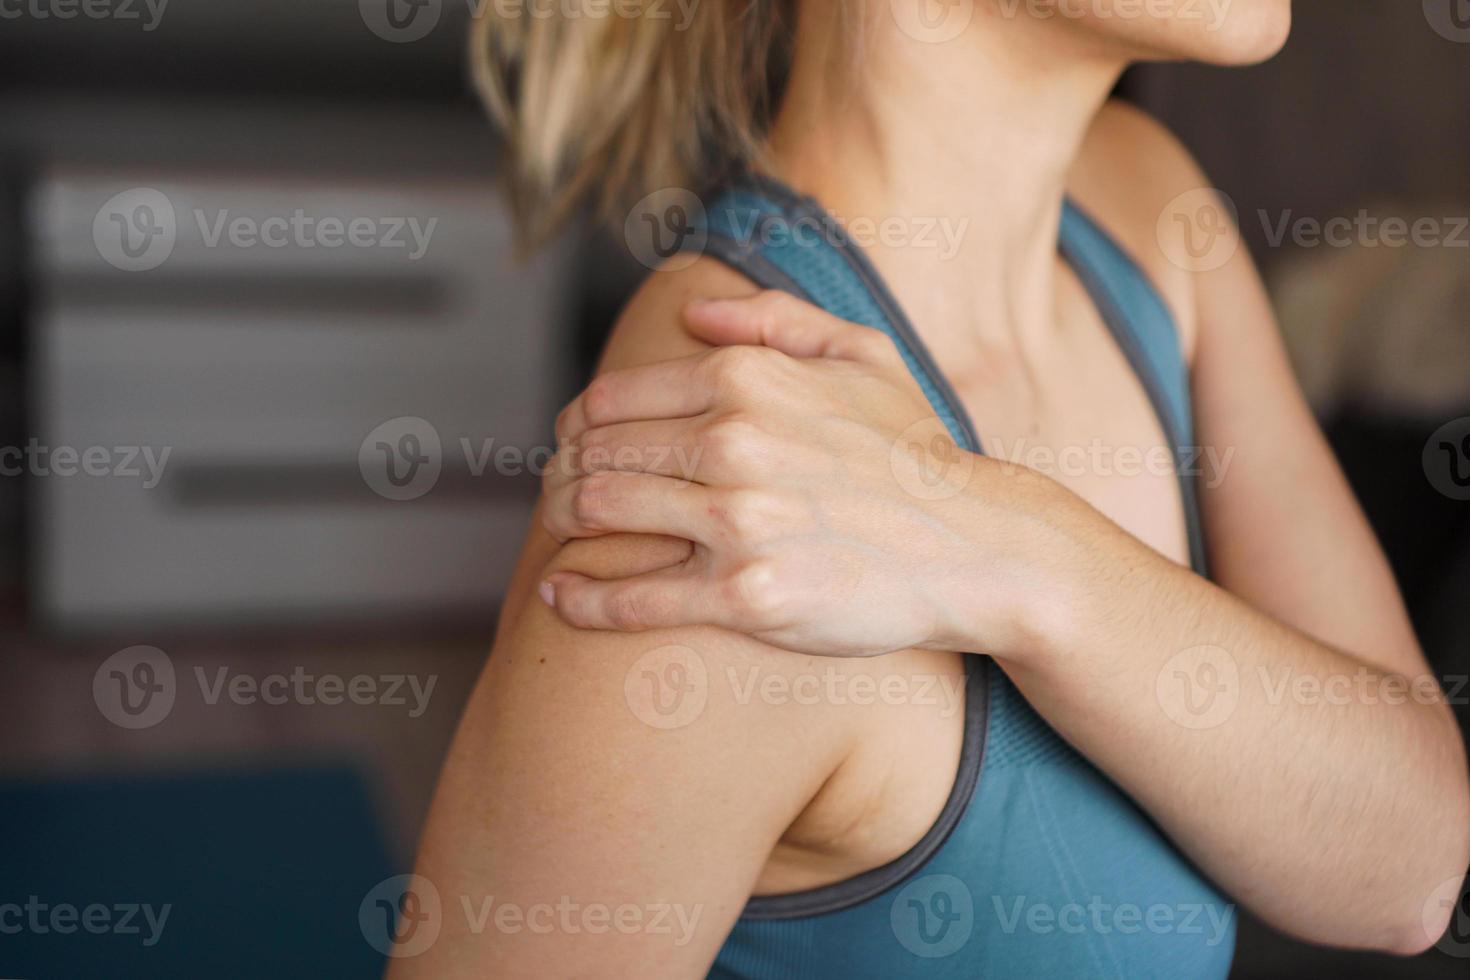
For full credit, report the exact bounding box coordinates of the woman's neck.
[765,6,1125,352]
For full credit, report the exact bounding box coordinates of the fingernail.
[537,580,555,606]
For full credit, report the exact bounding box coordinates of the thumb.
[683,291,895,364]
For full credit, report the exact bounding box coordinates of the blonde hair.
[470,1,799,244]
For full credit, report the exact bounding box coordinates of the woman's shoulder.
[597,255,762,372]
[1069,99,1218,364]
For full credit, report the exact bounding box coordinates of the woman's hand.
[538,291,1066,658]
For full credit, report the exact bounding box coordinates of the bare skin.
[401,3,1470,976]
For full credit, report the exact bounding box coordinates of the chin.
[1190,1,1293,66]
[1095,1,1293,68]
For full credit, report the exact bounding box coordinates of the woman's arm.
[996,131,1470,954]
[542,288,1470,952]
[534,175,1470,957]
[992,196,1470,945]
[392,264,872,978]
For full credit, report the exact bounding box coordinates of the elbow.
[1384,875,1461,958]
[1382,780,1470,958]
[1354,868,1466,959]
[1392,711,1470,956]
[1345,751,1470,958]
[1289,715,1470,957]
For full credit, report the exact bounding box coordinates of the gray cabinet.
[30,169,574,628]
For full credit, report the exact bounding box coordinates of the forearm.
[984,491,1470,953]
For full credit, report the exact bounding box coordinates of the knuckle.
[702,415,763,467]
[553,401,577,442]
[558,586,592,626]
[709,344,775,392]
[539,504,566,541]
[727,560,786,620]
[541,451,566,490]
[714,488,763,540]
[578,431,626,477]
[756,288,800,321]
[571,473,616,527]
[581,375,618,426]
[576,426,609,470]
[606,590,647,631]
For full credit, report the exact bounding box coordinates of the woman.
[399,2,1470,976]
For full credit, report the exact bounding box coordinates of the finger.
[539,565,715,633]
[555,353,714,444]
[543,418,708,493]
[683,290,899,365]
[542,471,717,544]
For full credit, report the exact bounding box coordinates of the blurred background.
[0,1,1466,977]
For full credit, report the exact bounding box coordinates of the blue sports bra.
[681,176,1235,980]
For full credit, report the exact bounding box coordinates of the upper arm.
[1111,107,1427,674]
[395,261,857,978]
